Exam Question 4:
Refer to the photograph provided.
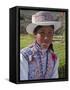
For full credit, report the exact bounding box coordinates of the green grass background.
[20,34,65,78]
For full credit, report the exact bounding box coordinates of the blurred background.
[20,10,66,79]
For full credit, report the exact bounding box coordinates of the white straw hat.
[26,11,61,34]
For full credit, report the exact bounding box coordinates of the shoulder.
[20,43,35,56]
[49,50,58,61]
[49,50,59,68]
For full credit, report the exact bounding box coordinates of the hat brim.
[26,21,61,34]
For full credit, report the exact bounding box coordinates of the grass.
[20,34,34,49]
[53,42,65,67]
[20,34,66,78]
[53,42,65,78]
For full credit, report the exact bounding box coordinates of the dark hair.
[33,26,43,35]
[48,43,54,52]
[33,25,54,35]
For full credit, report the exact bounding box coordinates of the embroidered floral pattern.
[21,42,57,80]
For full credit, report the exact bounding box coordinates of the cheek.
[48,35,53,40]
[44,36,53,44]
[36,34,44,42]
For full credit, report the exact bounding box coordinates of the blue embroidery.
[21,43,56,80]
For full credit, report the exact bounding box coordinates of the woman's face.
[35,26,54,48]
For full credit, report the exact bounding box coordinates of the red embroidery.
[51,53,57,61]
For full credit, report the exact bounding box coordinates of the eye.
[48,31,53,35]
[38,31,45,35]
[40,32,45,34]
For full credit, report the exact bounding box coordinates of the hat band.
[32,14,55,23]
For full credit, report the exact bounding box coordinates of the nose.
[44,36,47,40]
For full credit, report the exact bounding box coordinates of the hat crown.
[32,11,57,23]
[26,11,61,34]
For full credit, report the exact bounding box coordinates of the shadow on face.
[33,26,54,48]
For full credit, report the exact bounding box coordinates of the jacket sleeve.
[20,53,28,80]
[51,58,59,78]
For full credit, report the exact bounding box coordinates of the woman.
[20,11,61,80]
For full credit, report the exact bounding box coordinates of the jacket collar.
[34,41,48,53]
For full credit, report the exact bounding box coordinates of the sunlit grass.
[20,34,34,49]
[53,42,65,67]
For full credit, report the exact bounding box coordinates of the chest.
[28,51,55,80]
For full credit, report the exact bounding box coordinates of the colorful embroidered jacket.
[20,42,59,80]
